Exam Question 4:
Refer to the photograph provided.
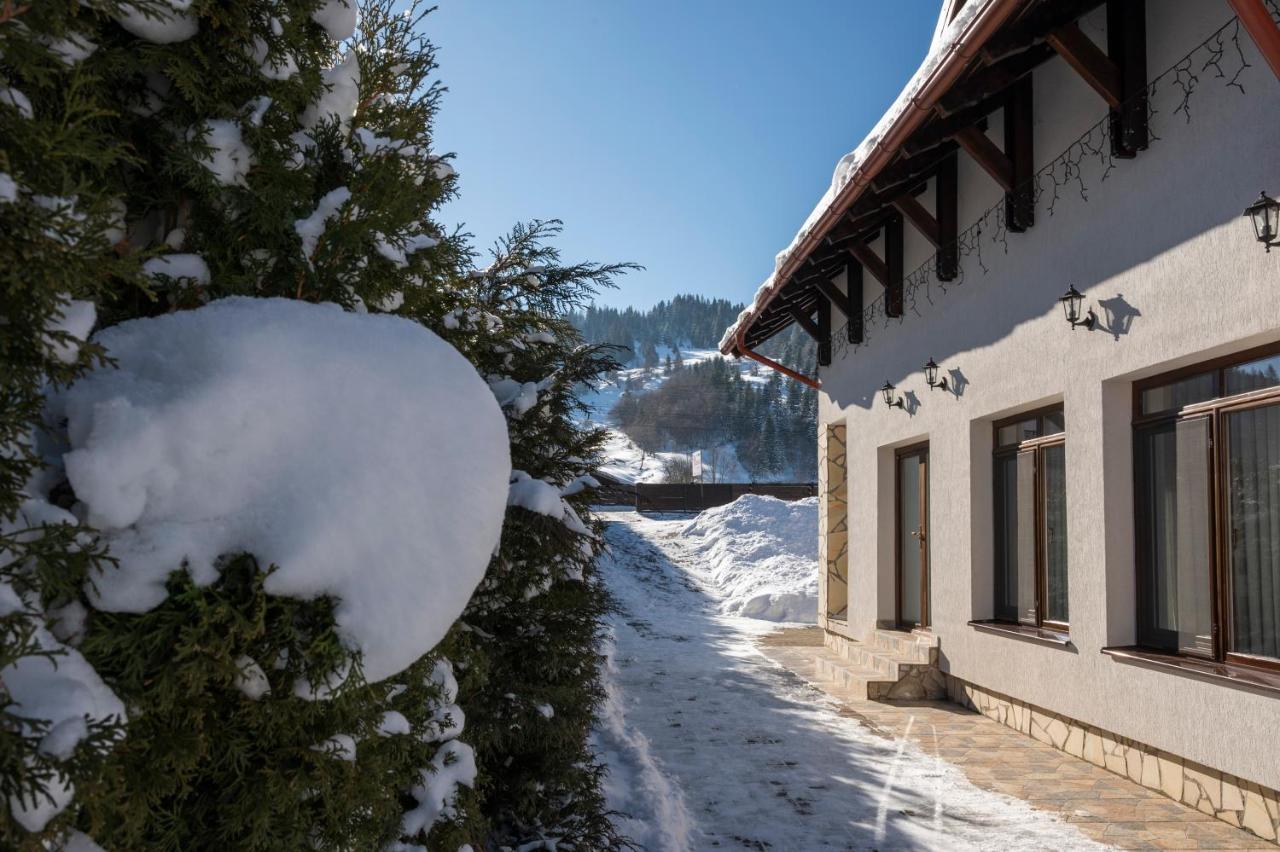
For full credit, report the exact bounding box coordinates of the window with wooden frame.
[993,406,1068,632]
[1134,343,1280,671]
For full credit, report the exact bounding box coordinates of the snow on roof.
[719,0,993,354]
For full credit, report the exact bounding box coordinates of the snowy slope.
[579,345,765,485]
[678,495,818,623]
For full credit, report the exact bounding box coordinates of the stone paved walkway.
[760,628,1274,851]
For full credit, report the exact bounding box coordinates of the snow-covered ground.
[579,346,763,484]
[593,510,1106,851]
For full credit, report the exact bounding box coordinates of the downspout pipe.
[736,340,821,390]
[727,0,1026,386]
[1229,0,1280,81]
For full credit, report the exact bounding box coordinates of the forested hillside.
[574,295,818,482]
[611,359,818,481]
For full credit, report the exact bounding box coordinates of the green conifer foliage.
[2,1,634,848]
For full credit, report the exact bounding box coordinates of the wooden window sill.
[1101,646,1280,696]
[968,619,1073,648]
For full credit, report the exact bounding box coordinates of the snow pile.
[313,0,358,41]
[507,471,592,536]
[1,587,126,832]
[301,52,361,131]
[51,297,511,683]
[679,495,818,622]
[39,31,98,66]
[402,659,476,834]
[43,299,96,364]
[142,253,210,287]
[294,186,350,263]
[192,119,253,186]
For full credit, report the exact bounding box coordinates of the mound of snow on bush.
[680,495,817,622]
[51,297,510,683]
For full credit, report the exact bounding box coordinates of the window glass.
[1042,410,1065,437]
[1225,403,1280,658]
[993,453,1020,622]
[1135,423,1178,649]
[1042,444,1068,624]
[1224,353,1280,397]
[1140,371,1216,415]
[1134,420,1214,655]
[997,418,1039,447]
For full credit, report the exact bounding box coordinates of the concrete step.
[871,629,939,665]
[819,629,947,701]
[813,651,894,701]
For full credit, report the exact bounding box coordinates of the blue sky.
[431,1,939,310]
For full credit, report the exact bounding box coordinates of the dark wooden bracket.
[1046,22,1122,107]
[787,304,822,341]
[813,277,851,317]
[935,151,959,281]
[848,242,889,291]
[892,194,941,248]
[953,126,1014,191]
[1107,0,1148,157]
[814,265,864,345]
[845,261,864,343]
[1004,75,1034,232]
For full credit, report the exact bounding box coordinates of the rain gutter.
[1228,0,1280,81]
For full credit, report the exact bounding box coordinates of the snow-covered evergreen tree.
[1,1,633,848]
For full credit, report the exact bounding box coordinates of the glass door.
[896,445,930,629]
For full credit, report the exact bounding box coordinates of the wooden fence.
[592,475,816,513]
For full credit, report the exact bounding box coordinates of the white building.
[721,0,1280,843]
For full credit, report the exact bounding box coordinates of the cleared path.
[593,511,1109,851]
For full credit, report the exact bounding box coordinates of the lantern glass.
[1244,191,1279,244]
[880,381,895,406]
[923,358,939,387]
[1060,287,1083,324]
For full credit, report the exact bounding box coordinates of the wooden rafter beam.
[902,104,994,159]
[815,206,896,261]
[870,148,950,196]
[937,42,1055,117]
[953,125,1014,191]
[1046,22,1122,107]
[787,304,822,342]
[847,242,889,289]
[892,193,941,248]
[982,0,1105,63]
[813,277,851,318]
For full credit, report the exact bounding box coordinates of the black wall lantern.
[923,358,949,392]
[880,381,905,410]
[1058,285,1096,331]
[1244,190,1279,252]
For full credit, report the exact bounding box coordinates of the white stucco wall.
[816,0,1280,789]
